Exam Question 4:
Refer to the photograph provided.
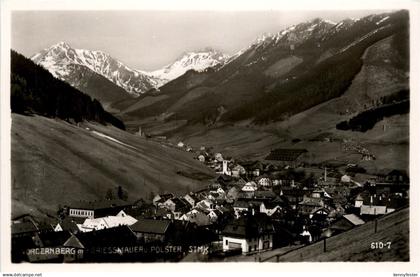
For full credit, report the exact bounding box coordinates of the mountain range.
[114,11,408,125]
[31,43,229,107]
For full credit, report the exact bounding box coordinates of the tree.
[105,188,114,200]
[148,191,155,203]
[117,185,128,201]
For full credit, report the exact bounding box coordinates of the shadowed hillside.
[11,114,215,218]
[11,50,125,130]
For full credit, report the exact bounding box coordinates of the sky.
[12,10,389,71]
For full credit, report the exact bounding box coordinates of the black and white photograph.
[1,0,419,274]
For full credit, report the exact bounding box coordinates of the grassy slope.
[269,207,409,262]
[11,114,215,218]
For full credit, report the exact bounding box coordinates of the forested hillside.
[11,50,125,130]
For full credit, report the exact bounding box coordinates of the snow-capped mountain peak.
[148,49,229,82]
[32,42,163,96]
[32,43,230,95]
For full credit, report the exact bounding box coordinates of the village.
[11,142,409,263]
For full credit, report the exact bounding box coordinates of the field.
[11,114,215,219]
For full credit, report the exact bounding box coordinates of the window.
[225,240,228,246]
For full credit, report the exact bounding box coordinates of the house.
[254,190,276,201]
[67,199,131,219]
[78,210,137,232]
[231,165,246,177]
[198,155,206,162]
[129,219,172,243]
[298,195,325,216]
[385,169,409,183]
[241,181,258,192]
[184,193,200,207]
[238,160,263,177]
[233,200,262,218]
[180,209,211,226]
[11,221,39,238]
[162,198,191,219]
[216,174,234,187]
[233,200,250,217]
[310,188,332,200]
[153,193,174,206]
[252,169,260,177]
[54,218,80,233]
[260,201,283,216]
[341,174,351,183]
[281,188,308,209]
[196,199,216,211]
[63,226,138,262]
[265,148,308,167]
[177,141,185,148]
[226,186,241,203]
[256,176,272,187]
[330,214,365,234]
[207,209,223,223]
[26,231,72,263]
[355,192,406,216]
[300,229,312,244]
[194,188,209,200]
[215,153,224,162]
[222,214,275,255]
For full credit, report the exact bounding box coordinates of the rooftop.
[130,219,171,234]
[265,148,308,161]
[11,221,38,235]
[222,214,275,238]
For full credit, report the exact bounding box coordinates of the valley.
[8,9,411,264]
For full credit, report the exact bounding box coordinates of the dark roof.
[222,214,275,238]
[158,193,174,202]
[170,197,191,211]
[12,214,35,223]
[68,199,131,210]
[39,231,72,247]
[67,226,137,248]
[217,174,234,182]
[67,216,86,224]
[129,219,171,234]
[57,218,80,233]
[254,190,276,199]
[37,222,54,232]
[237,191,254,199]
[299,197,324,207]
[238,160,264,171]
[11,221,38,235]
[233,200,262,209]
[263,201,283,209]
[185,193,200,202]
[265,149,308,161]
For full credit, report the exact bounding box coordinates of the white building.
[222,216,274,254]
[242,181,258,192]
[78,210,137,232]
